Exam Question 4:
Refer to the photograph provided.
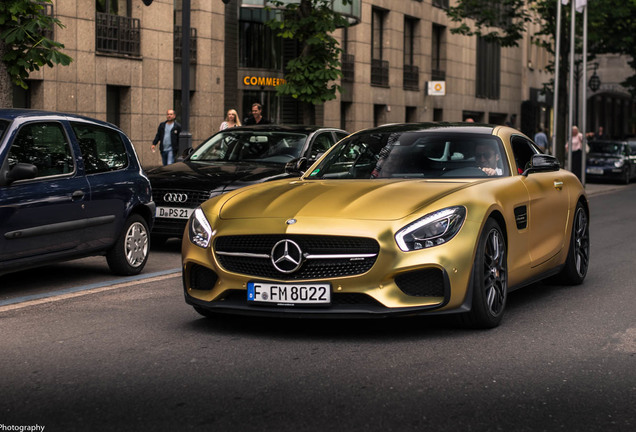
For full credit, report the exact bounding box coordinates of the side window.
[335,131,348,141]
[8,122,74,178]
[71,122,129,173]
[511,136,538,174]
[309,133,334,159]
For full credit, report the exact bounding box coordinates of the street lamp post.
[178,0,192,159]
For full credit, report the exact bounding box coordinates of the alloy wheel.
[483,228,507,316]
[125,221,149,268]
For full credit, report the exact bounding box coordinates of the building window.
[341,26,354,83]
[374,104,387,127]
[476,37,500,99]
[431,24,446,81]
[239,7,282,70]
[95,1,139,57]
[340,102,351,131]
[371,8,388,87]
[403,17,419,90]
[406,106,417,123]
[174,27,197,64]
[433,108,443,122]
[432,0,449,9]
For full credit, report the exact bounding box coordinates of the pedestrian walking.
[534,127,549,153]
[243,103,271,125]
[566,125,583,180]
[152,109,181,165]
[220,109,241,130]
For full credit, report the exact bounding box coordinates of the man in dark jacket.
[152,109,181,165]
[243,103,271,125]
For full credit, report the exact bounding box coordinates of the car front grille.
[152,188,211,208]
[215,235,380,280]
[152,188,211,237]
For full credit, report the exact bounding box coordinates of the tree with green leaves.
[266,0,351,124]
[446,0,636,159]
[0,0,72,108]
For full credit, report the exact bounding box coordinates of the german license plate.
[586,167,603,175]
[247,282,331,305]
[156,206,193,219]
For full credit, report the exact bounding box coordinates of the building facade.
[14,0,629,169]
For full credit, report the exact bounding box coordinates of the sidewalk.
[583,181,628,197]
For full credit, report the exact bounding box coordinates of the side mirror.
[285,157,308,175]
[5,163,38,185]
[523,154,560,176]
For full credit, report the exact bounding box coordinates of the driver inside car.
[475,142,502,176]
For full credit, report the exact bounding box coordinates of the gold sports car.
[182,123,590,328]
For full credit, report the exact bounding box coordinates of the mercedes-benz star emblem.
[270,239,304,274]
[163,193,188,203]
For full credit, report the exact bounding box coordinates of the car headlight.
[395,206,466,252]
[614,159,625,168]
[189,207,214,248]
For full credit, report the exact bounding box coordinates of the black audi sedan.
[585,140,636,184]
[147,125,348,241]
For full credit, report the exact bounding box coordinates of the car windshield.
[306,131,508,179]
[189,130,308,163]
[588,141,624,155]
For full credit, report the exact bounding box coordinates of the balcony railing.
[95,12,141,57]
[403,64,419,90]
[341,53,354,82]
[371,59,389,87]
[174,26,198,64]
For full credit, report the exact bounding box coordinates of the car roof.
[0,108,116,128]
[353,122,497,135]
[227,124,347,133]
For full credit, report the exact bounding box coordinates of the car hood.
[219,179,480,221]
[146,160,291,190]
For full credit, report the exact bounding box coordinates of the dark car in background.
[147,125,348,241]
[585,140,636,184]
[0,109,155,276]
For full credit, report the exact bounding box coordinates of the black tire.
[106,214,150,275]
[554,202,590,285]
[461,218,508,329]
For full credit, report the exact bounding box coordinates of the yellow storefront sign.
[243,76,287,87]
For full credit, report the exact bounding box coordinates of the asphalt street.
[0,181,634,432]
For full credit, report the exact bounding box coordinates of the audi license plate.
[156,206,193,219]
[247,282,331,305]
[586,167,604,175]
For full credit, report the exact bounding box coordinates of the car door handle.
[71,190,85,200]
[554,181,564,190]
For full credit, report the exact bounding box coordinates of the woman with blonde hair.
[220,109,241,130]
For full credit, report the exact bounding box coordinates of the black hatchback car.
[0,109,155,276]
[585,140,636,184]
[147,125,348,241]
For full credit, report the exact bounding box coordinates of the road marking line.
[0,269,181,312]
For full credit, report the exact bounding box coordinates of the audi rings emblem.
[163,193,188,203]
[271,239,304,274]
